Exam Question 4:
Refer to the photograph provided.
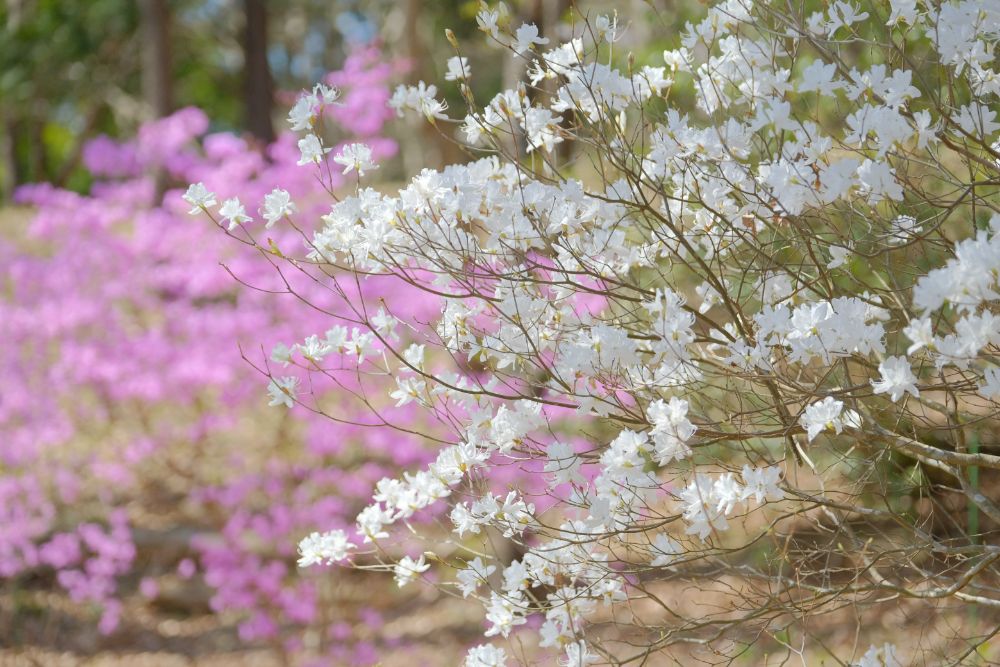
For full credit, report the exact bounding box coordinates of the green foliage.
[0,1,139,189]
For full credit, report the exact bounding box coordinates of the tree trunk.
[243,0,275,145]
[28,111,48,182]
[399,0,437,173]
[138,0,173,119]
[138,0,173,202]
[1,115,18,198]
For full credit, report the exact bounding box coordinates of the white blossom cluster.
[197,0,1000,662]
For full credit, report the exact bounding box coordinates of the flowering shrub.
[0,46,457,660]
[203,1,1000,664]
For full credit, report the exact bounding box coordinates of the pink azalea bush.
[0,46,463,659]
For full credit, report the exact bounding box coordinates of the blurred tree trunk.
[2,2,22,196]
[536,0,565,41]
[28,108,48,182]
[403,0,427,81]
[243,0,275,145]
[138,0,172,202]
[400,0,442,173]
[1,116,18,198]
[54,107,101,187]
[138,0,173,119]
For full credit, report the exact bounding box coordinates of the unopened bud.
[445,28,458,48]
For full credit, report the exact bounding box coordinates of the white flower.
[887,0,918,25]
[741,465,783,504]
[270,342,293,367]
[828,245,851,269]
[980,367,1000,401]
[696,281,724,314]
[484,591,527,637]
[798,60,842,97]
[218,197,251,230]
[663,47,691,73]
[297,134,330,166]
[462,114,488,144]
[449,440,490,476]
[806,11,826,35]
[287,84,339,132]
[296,530,354,567]
[650,534,683,567]
[871,356,919,402]
[561,640,599,666]
[594,14,618,43]
[476,9,501,39]
[393,554,431,587]
[496,491,535,538]
[913,109,937,149]
[799,396,855,442]
[522,107,563,153]
[857,643,902,667]
[390,376,426,407]
[903,318,934,355]
[827,1,870,36]
[312,82,340,106]
[445,56,470,81]
[182,182,216,215]
[913,229,1000,313]
[456,557,495,597]
[539,618,571,649]
[680,473,731,540]
[402,343,425,372]
[450,502,483,537]
[648,397,696,464]
[713,473,744,515]
[638,65,672,97]
[370,306,398,340]
[266,376,299,408]
[297,334,332,362]
[287,96,315,132]
[333,142,379,177]
[356,504,391,542]
[544,440,581,487]
[857,159,903,202]
[262,188,295,228]
[956,103,1000,138]
[389,82,449,121]
[513,23,548,54]
[501,559,530,593]
[843,409,863,430]
[889,214,921,244]
[465,644,507,667]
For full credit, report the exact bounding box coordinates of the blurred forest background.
[1,0,479,197]
[0,0,659,198]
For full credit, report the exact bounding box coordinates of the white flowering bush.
[194,0,1000,663]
